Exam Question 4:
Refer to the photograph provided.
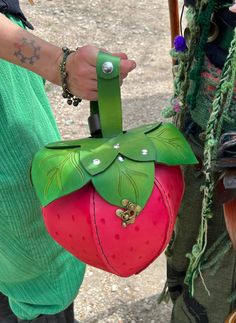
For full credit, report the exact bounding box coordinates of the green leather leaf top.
[92,158,155,208]
[32,148,91,207]
[31,122,198,207]
[146,123,198,165]
[31,52,197,209]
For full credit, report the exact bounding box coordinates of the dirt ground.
[20,1,180,322]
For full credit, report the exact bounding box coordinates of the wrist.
[47,46,63,85]
[59,47,82,106]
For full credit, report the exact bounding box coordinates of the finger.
[120,72,128,80]
[76,88,97,101]
[98,49,127,60]
[81,79,97,92]
[86,90,98,101]
[71,80,97,98]
[99,48,111,54]
[120,59,136,75]
[112,52,128,60]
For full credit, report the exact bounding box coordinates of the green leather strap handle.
[90,52,123,138]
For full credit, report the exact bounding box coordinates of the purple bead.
[174,36,187,52]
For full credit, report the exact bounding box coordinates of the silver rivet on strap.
[102,62,114,74]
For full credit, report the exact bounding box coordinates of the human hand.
[65,45,136,101]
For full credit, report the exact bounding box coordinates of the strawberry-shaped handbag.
[31,52,197,277]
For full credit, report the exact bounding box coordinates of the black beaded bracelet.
[60,47,82,107]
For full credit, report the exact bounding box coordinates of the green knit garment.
[0,15,85,320]
[190,57,236,131]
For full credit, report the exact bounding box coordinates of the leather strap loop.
[89,52,123,138]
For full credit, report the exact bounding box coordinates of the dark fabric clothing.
[184,0,197,6]
[206,8,236,68]
[169,1,236,322]
[217,6,236,27]
[0,292,75,323]
[167,165,236,323]
[205,43,228,69]
[184,0,231,7]
[184,0,235,68]
[0,292,18,323]
[166,128,236,322]
[18,304,75,322]
[0,0,33,29]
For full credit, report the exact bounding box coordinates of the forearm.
[0,13,136,101]
[0,13,62,84]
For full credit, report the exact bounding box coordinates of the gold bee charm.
[116,199,142,228]
[28,0,35,5]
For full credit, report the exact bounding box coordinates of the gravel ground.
[20,1,180,322]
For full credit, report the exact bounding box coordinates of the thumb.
[120,59,136,75]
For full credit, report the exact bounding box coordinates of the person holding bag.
[0,1,136,322]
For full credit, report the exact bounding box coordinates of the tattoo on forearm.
[14,38,40,65]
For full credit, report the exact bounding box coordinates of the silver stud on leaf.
[141,149,148,155]
[118,156,124,162]
[114,143,120,149]
[93,159,101,166]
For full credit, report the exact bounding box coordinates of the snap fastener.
[102,62,114,74]
[93,159,101,166]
